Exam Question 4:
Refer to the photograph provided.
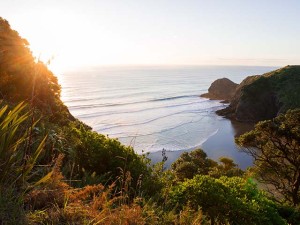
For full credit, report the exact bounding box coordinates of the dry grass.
[24,156,206,225]
[25,163,147,225]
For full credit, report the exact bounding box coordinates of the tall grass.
[0,102,48,187]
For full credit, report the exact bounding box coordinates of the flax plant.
[0,102,48,187]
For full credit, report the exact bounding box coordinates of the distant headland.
[202,65,300,122]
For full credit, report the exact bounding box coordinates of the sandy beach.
[148,116,254,170]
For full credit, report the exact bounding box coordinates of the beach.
[148,115,254,170]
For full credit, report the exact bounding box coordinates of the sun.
[20,10,109,75]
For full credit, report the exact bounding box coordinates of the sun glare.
[21,10,115,75]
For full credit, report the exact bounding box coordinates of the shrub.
[169,175,287,225]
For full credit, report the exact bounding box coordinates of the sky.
[0,0,300,72]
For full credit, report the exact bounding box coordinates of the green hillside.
[218,66,300,122]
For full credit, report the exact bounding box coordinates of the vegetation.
[0,18,71,123]
[171,148,243,181]
[170,175,286,225]
[244,65,300,109]
[250,65,300,112]
[246,66,300,107]
[218,65,300,122]
[0,102,48,187]
[237,109,300,206]
[1,17,300,224]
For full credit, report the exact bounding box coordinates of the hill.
[217,66,300,122]
[200,78,238,102]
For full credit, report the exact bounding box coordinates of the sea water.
[59,65,277,168]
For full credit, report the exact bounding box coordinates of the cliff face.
[217,66,300,122]
[201,78,238,101]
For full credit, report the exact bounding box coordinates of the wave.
[96,110,198,132]
[151,94,200,102]
[104,115,208,138]
[144,128,219,153]
[68,94,202,110]
[76,99,213,118]
[95,108,219,134]
[63,90,159,103]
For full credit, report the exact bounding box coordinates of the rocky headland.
[203,66,300,122]
[200,78,238,102]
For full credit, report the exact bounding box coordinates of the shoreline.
[147,116,254,170]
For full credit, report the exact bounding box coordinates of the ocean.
[59,65,277,168]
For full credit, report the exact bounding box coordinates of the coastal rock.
[201,78,238,101]
[217,65,300,122]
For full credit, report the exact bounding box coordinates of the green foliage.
[169,175,287,225]
[241,65,300,113]
[236,109,300,206]
[171,149,243,181]
[0,102,48,186]
[67,125,158,197]
[0,102,55,224]
[271,66,300,111]
[242,76,272,101]
[219,65,300,122]
[209,157,244,178]
[171,149,217,181]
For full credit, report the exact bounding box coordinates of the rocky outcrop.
[201,78,238,102]
[216,66,300,122]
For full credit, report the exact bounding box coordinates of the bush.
[169,175,287,225]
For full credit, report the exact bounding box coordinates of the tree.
[171,149,217,181]
[236,109,300,206]
[209,157,244,178]
[171,149,243,181]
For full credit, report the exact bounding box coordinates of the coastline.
[148,116,254,170]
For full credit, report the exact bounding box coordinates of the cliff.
[201,78,238,102]
[217,66,300,122]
